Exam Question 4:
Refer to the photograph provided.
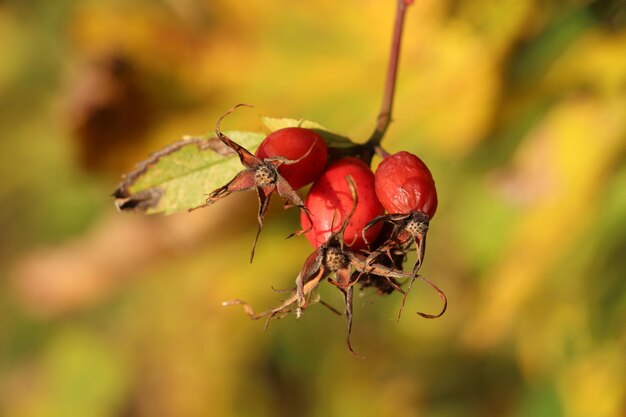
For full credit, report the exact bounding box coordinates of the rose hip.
[374,151,437,218]
[301,157,384,250]
[255,127,327,189]
[364,151,438,275]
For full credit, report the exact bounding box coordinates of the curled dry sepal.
[114,105,447,356]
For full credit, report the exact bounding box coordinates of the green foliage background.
[1,0,625,416]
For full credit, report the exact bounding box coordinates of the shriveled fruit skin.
[301,157,384,249]
[255,127,328,189]
[375,151,437,218]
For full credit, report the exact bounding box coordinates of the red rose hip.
[255,127,327,189]
[301,157,384,249]
[375,151,437,218]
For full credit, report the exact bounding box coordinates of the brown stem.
[366,0,412,149]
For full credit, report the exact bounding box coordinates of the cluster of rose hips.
[202,106,446,355]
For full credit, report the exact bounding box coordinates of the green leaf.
[113,131,265,215]
[261,116,355,149]
[261,116,326,131]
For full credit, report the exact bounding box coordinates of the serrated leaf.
[261,116,355,149]
[113,131,265,215]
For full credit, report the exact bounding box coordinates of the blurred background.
[1,0,626,416]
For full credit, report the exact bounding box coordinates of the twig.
[367,0,413,149]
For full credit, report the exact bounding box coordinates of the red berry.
[255,127,328,189]
[375,151,437,218]
[301,157,384,249]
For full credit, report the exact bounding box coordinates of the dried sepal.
[363,211,430,275]
[338,287,361,358]
[406,274,448,319]
[222,260,327,329]
[214,104,259,167]
[360,211,448,321]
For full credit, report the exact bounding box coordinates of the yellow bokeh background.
[1,1,625,416]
